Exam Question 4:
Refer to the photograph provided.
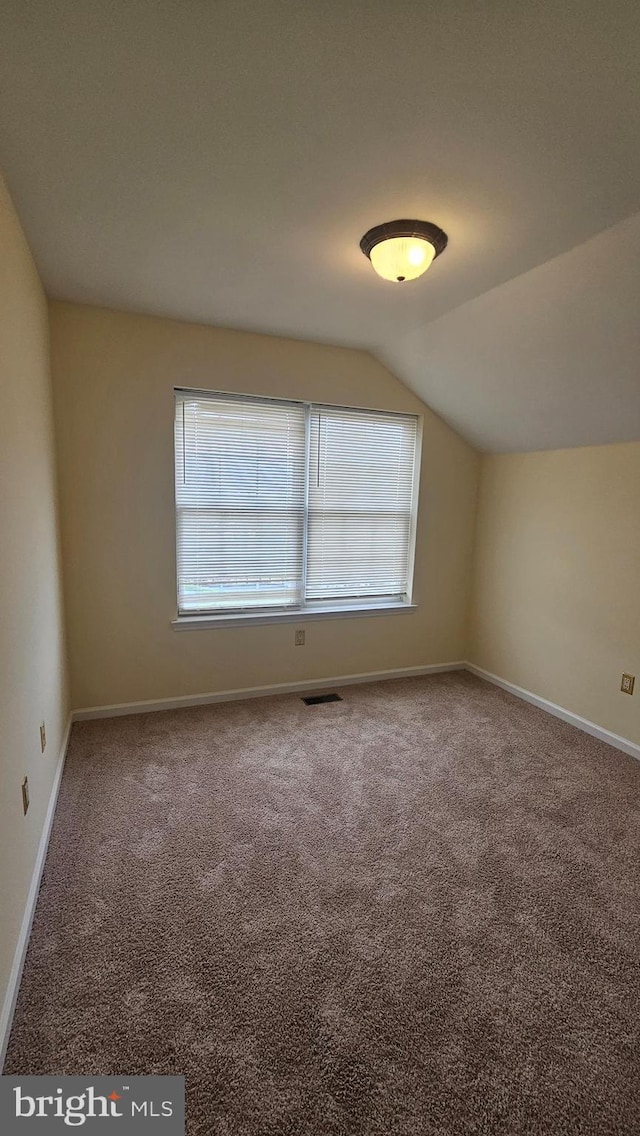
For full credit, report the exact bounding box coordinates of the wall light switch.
[40,721,46,752]
[21,776,29,815]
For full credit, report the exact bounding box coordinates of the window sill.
[171,603,417,631]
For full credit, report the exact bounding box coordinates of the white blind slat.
[175,394,306,613]
[306,406,417,601]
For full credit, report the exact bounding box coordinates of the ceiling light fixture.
[360,219,448,283]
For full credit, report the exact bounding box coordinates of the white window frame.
[172,388,422,630]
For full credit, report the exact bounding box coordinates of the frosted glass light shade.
[360,219,448,283]
[369,236,436,282]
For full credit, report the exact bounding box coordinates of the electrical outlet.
[40,721,46,752]
[295,629,305,646]
[21,776,29,815]
[621,673,635,695]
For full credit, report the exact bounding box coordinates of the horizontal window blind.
[175,392,306,613]
[306,406,418,601]
[174,391,419,616]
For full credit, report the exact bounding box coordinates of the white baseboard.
[72,662,466,721]
[466,663,640,762]
[0,715,73,1070]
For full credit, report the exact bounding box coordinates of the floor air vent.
[302,692,343,706]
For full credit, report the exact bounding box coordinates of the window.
[174,389,420,621]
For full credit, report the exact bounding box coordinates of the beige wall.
[50,302,479,710]
[0,181,68,1035]
[470,444,640,745]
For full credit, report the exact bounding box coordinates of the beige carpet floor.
[5,672,640,1134]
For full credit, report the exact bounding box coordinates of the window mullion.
[300,403,312,607]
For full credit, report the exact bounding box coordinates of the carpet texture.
[5,672,640,1134]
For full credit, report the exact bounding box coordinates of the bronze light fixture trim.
[360,219,448,282]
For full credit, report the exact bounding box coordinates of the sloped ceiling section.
[1,0,640,452]
[381,213,640,453]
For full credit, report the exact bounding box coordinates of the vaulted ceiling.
[2,0,640,451]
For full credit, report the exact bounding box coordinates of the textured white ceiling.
[381,213,640,452]
[2,0,640,451]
